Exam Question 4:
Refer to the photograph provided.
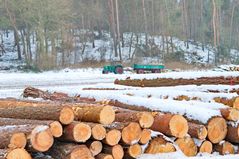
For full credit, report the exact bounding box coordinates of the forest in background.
[0,0,239,70]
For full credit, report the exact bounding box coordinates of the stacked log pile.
[114,76,239,87]
[18,87,239,158]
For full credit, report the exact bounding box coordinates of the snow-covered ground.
[1,68,239,158]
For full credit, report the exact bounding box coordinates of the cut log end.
[6,148,32,159]
[112,145,124,159]
[73,123,91,142]
[9,133,27,149]
[59,107,74,125]
[207,117,227,144]
[139,129,151,145]
[89,141,103,156]
[30,126,54,152]
[198,125,208,140]
[214,141,235,155]
[169,115,188,138]
[221,108,239,121]
[104,129,121,146]
[96,153,113,159]
[49,121,63,138]
[99,106,115,125]
[139,112,154,128]
[233,97,239,110]
[199,140,212,154]
[122,122,142,145]
[127,144,142,158]
[175,137,197,157]
[92,124,106,140]
[145,137,176,154]
[69,145,94,159]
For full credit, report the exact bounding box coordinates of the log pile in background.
[114,76,239,87]
[2,87,236,158]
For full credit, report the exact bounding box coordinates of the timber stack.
[0,86,229,158]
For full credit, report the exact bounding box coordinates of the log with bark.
[102,144,124,159]
[61,122,91,143]
[124,144,142,159]
[198,140,213,154]
[188,122,207,140]
[73,105,115,125]
[226,123,239,143]
[214,141,235,155]
[0,148,32,159]
[103,129,121,146]
[0,118,62,138]
[139,129,151,145]
[96,153,113,159]
[47,142,94,159]
[0,124,53,151]
[220,108,239,121]
[0,105,74,125]
[83,122,106,141]
[150,113,188,138]
[115,111,154,128]
[206,117,227,144]
[86,141,103,156]
[145,136,176,154]
[175,137,198,157]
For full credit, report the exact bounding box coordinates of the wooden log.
[145,136,176,154]
[47,142,94,159]
[103,129,121,146]
[115,111,154,128]
[28,125,54,152]
[121,122,142,145]
[84,123,106,140]
[188,122,207,140]
[198,140,212,154]
[214,141,235,155]
[86,141,103,156]
[124,144,142,159]
[1,148,32,159]
[226,123,239,143]
[220,108,239,121]
[150,113,188,138]
[96,153,113,159]
[73,105,115,125]
[175,137,197,157]
[139,129,151,145]
[207,117,227,144]
[102,100,151,112]
[0,105,74,125]
[233,97,239,110]
[61,122,91,143]
[102,144,124,159]
[0,118,63,138]
[0,125,49,149]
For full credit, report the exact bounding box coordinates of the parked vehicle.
[102,61,123,74]
[133,64,165,74]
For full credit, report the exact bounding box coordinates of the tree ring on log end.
[169,115,188,138]
[207,117,227,144]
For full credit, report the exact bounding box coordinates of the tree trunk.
[139,129,151,145]
[124,144,142,159]
[150,113,188,138]
[60,122,91,143]
[0,118,62,138]
[47,142,93,159]
[198,140,212,154]
[175,137,197,157]
[226,124,239,143]
[102,144,124,159]
[0,104,74,125]
[86,141,102,156]
[73,105,115,125]
[214,141,235,155]
[1,148,31,159]
[103,129,121,146]
[145,136,176,154]
[115,111,154,128]
[188,122,207,140]
[96,153,113,159]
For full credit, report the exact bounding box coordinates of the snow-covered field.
[1,68,239,158]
